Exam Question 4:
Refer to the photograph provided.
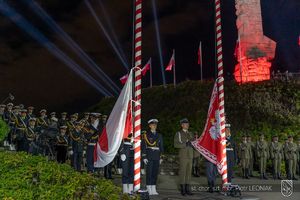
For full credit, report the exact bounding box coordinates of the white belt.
[88,143,96,146]
[124,142,132,145]
[147,147,159,150]
[226,148,234,151]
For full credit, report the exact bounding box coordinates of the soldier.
[55,126,69,163]
[37,109,49,130]
[84,113,100,173]
[269,135,283,179]
[225,124,236,182]
[69,122,85,171]
[15,109,28,152]
[283,137,289,178]
[25,118,39,153]
[27,106,35,118]
[192,132,201,177]
[142,119,164,195]
[238,135,251,179]
[4,103,16,149]
[247,135,255,177]
[174,118,194,196]
[27,118,41,155]
[58,112,68,127]
[67,114,77,135]
[284,135,298,180]
[120,133,134,194]
[256,134,269,179]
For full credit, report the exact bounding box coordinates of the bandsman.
[55,126,69,164]
[37,109,49,130]
[142,119,164,195]
[58,112,68,127]
[27,106,35,118]
[174,118,194,196]
[27,118,40,155]
[69,122,85,171]
[284,135,298,180]
[269,135,283,179]
[256,134,269,179]
[15,109,28,152]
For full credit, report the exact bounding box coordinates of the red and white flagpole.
[214,0,228,185]
[133,0,142,192]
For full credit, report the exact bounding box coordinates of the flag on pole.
[165,51,175,71]
[192,79,227,177]
[198,42,202,65]
[119,74,129,85]
[141,58,151,76]
[94,70,133,167]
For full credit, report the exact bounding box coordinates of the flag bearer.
[256,134,269,179]
[269,135,283,179]
[142,119,164,195]
[174,118,194,196]
[120,133,134,194]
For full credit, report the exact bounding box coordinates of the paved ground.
[112,174,300,200]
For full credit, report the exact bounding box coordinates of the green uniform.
[238,142,251,178]
[248,141,255,176]
[174,130,194,184]
[284,142,298,179]
[256,140,269,177]
[269,142,283,179]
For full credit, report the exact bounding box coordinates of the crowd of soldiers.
[1,102,300,196]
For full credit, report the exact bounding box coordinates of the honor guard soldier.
[142,119,164,195]
[269,135,283,179]
[69,122,85,171]
[84,113,100,173]
[283,138,289,178]
[15,109,28,152]
[55,126,69,163]
[284,135,298,180]
[174,118,194,196]
[256,134,269,179]
[58,112,68,127]
[247,135,255,177]
[238,135,251,179]
[37,109,49,130]
[225,124,236,182]
[120,133,134,194]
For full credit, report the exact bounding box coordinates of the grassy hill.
[90,80,300,153]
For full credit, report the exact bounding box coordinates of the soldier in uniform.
[37,109,49,130]
[238,135,251,179]
[269,135,283,179]
[256,134,269,179]
[283,137,289,178]
[69,122,85,171]
[284,135,298,180]
[247,135,255,177]
[142,119,164,195]
[55,126,69,163]
[15,109,28,152]
[225,124,236,182]
[84,113,100,173]
[27,106,35,119]
[27,118,41,155]
[120,133,134,194]
[58,112,68,127]
[174,118,194,196]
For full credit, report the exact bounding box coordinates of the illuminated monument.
[234,0,276,83]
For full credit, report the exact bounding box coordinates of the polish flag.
[94,70,133,167]
[120,74,129,85]
[141,58,151,76]
[165,52,175,71]
[192,79,227,178]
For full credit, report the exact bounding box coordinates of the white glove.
[120,154,126,161]
[160,159,163,164]
[143,159,148,165]
[68,150,73,156]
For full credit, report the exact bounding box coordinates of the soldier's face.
[260,136,264,141]
[273,137,278,142]
[288,138,293,143]
[149,123,157,130]
[60,129,66,135]
[181,123,189,130]
[29,121,35,127]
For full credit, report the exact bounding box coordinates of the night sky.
[0,0,299,112]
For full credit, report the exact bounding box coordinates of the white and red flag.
[141,58,151,76]
[119,74,129,85]
[94,70,133,167]
[165,51,175,71]
[192,79,227,178]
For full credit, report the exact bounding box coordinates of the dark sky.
[0,0,299,112]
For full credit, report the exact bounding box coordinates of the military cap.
[50,112,56,116]
[73,113,79,117]
[70,114,76,118]
[29,118,37,122]
[180,118,189,124]
[0,104,6,108]
[148,119,159,124]
[20,109,27,113]
[102,114,107,118]
[60,125,68,129]
[7,103,13,107]
[84,112,90,115]
[28,106,34,110]
[90,113,101,118]
[40,109,47,113]
[61,112,67,115]
[14,106,20,109]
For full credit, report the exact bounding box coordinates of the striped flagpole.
[133,0,142,192]
[214,0,228,185]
